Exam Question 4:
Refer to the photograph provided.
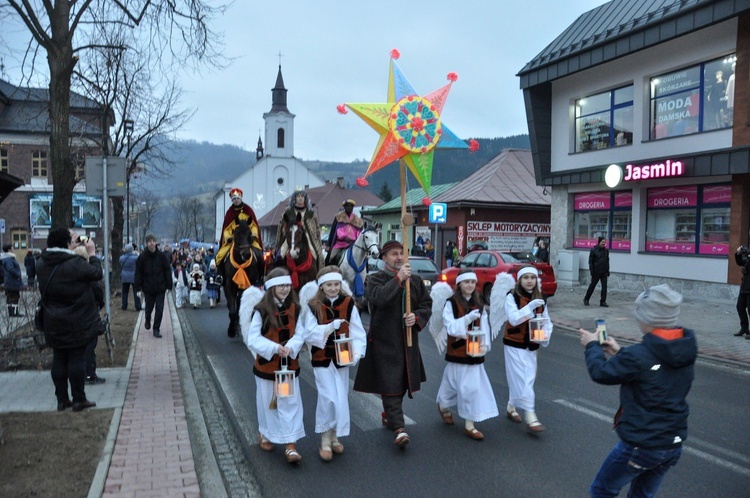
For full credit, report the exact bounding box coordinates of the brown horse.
[223,219,265,338]
[278,213,318,290]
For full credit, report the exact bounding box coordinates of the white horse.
[339,228,380,301]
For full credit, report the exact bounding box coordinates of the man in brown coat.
[354,240,432,447]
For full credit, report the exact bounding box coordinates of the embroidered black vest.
[311,295,354,368]
[445,296,485,365]
[253,301,300,380]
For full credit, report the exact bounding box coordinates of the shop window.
[650,54,735,140]
[645,184,730,255]
[32,150,48,177]
[575,86,633,152]
[573,191,632,251]
[0,148,8,174]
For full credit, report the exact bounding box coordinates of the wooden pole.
[400,160,412,347]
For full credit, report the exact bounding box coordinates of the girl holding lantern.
[300,266,367,461]
[240,267,307,464]
[429,269,499,441]
[497,265,552,433]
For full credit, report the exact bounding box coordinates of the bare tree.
[136,189,160,245]
[168,196,192,242]
[2,0,226,231]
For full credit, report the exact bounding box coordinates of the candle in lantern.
[339,350,351,364]
[467,341,476,355]
[278,382,290,396]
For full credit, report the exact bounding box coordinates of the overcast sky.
[1,0,607,162]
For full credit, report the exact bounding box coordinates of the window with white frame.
[31,150,48,177]
[575,85,633,152]
[650,54,735,139]
[0,148,8,174]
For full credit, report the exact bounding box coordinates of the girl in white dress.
[240,267,307,464]
[502,266,552,432]
[433,269,499,440]
[301,266,367,461]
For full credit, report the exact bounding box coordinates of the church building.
[213,65,324,242]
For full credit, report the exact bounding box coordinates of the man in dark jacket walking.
[353,240,432,448]
[1,244,24,316]
[733,244,750,338]
[134,234,173,338]
[578,284,697,497]
[36,228,103,411]
[584,236,610,307]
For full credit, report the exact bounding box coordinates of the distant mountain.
[139,135,530,199]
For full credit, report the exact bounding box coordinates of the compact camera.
[78,235,88,243]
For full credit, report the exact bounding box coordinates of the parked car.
[367,256,440,292]
[439,250,557,302]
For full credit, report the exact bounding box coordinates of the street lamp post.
[124,119,134,244]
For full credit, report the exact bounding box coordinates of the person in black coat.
[733,244,750,338]
[536,240,550,263]
[36,228,103,412]
[24,250,37,288]
[134,233,173,338]
[584,236,610,307]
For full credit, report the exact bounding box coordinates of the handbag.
[34,264,61,331]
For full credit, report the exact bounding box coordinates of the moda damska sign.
[623,159,684,181]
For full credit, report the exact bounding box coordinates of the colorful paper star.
[340,50,477,199]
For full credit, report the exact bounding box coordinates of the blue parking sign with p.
[429,203,447,224]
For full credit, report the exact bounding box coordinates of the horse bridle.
[353,229,379,256]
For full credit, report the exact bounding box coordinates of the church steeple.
[270,65,289,113]
[256,134,264,160]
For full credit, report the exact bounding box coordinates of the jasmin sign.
[623,159,684,181]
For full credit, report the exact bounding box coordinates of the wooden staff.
[400,160,412,347]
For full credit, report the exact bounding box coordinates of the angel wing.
[489,272,516,340]
[428,282,454,355]
[239,286,265,354]
[341,279,353,297]
[297,280,319,327]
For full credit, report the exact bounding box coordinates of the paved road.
[179,303,750,497]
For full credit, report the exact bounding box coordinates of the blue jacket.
[119,252,138,284]
[1,252,24,291]
[584,327,697,449]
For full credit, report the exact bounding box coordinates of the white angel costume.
[493,268,553,423]
[299,277,367,438]
[429,279,499,424]
[239,278,307,445]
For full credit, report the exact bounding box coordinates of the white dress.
[436,300,499,422]
[243,308,307,444]
[303,297,367,436]
[503,293,553,413]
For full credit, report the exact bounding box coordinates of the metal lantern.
[466,328,486,357]
[274,357,296,398]
[334,332,355,366]
[529,313,549,343]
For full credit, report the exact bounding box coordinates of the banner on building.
[466,221,550,252]
[29,193,102,229]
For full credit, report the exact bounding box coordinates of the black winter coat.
[588,246,610,276]
[134,249,173,294]
[735,249,750,293]
[353,269,432,397]
[36,248,103,349]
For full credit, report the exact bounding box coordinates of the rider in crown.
[325,199,364,266]
[216,188,263,282]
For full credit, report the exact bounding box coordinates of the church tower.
[263,65,295,158]
[256,134,264,160]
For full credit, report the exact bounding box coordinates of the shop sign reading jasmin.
[605,159,685,188]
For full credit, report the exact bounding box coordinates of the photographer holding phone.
[733,244,750,338]
[578,284,697,497]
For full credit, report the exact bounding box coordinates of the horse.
[223,219,265,338]
[279,213,318,290]
[339,227,380,303]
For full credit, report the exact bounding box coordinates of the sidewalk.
[549,285,750,367]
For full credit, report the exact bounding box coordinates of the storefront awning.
[0,171,23,206]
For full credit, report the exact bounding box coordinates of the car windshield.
[410,259,437,273]
[507,252,541,263]
[499,253,523,264]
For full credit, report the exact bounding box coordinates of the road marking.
[554,399,750,478]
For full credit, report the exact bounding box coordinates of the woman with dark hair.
[36,227,103,411]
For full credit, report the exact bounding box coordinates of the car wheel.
[483,284,492,304]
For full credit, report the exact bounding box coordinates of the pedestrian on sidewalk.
[733,244,750,338]
[119,244,141,311]
[500,266,551,433]
[353,240,433,448]
[430,269,499,441]
[579,284,697,497]
[72,245,107,385]
[584,236,610,307]
[1,244,24,316]
[240,267,307,464]
[300,266,367,461]
[24,249,37,289]
[134,233,173,338]
[36,228,102,412]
